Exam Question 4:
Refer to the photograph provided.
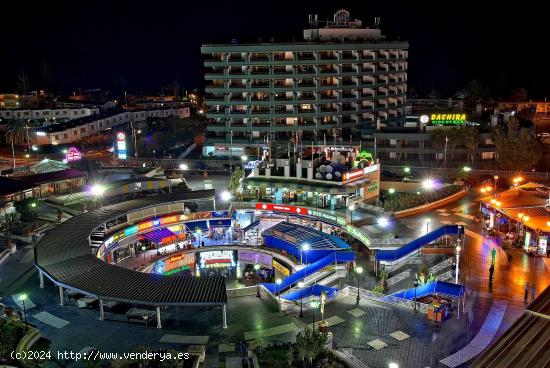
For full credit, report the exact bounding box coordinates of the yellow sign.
[272,260,290,277]
[430,113,466,126]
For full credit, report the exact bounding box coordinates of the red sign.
[255,203,308,214]
[343,169,364,181]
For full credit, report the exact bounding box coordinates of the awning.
[186,220,209,232]
[140,228,176,244]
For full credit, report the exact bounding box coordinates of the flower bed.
[383,185,462,212]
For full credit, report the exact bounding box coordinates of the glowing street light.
[377,217,389,228]
[389,363,399,368]
[30,202,37,208]
[19,293,28,331]
[301,242,310,264]
[90,184,105,197]
[179,163,188,170]
[455,241,462,284]
[425,218,431,234]
[403,167,410,173]
[349,204,356,225]
[462,166,471,172]
[240,155,248,162]
[388,188,396,194]
[310,299,320,327]
[422,179,434,190]
[220,190,232,202]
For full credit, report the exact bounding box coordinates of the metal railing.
[429,257,453,274]
[387,269,411,286]
[342,349,370,368]
[346,286,430,314]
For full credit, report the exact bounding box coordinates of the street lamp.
[255,263,261,297]
[30,202,36,208]
[349,204,356,225]
[310,299,320,328]
[403,167,410,173]
[19,294,28,331]
[425,218,431,234]
[298,281,305,317]
[241,155,248,162]
[422,179,434,190]
[462,166,471,172]
[179,163,188,170]
[275,279,282,302]
[220,190,232,202]
[389,363,399,368]
[142,245,147,264]
[494,175,499,197]
[301,242,310,264]
[388,188,396,194]
[413,280,418,313]
[377,217,389,228]
[142,315,149,350]
[355,266,363,305]
[455,243,462,284]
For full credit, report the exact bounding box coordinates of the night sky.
[2,0,548,99]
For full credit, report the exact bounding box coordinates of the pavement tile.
[367,339,388,350]
[347,308,366,317]
[389,330,410,341]
[218,343,235,353]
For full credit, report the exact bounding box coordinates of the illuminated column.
[59,286,64,306]
[39,270,44,288]
[222,304,228,329]
[99,299,105,321]
[156,306,162,329]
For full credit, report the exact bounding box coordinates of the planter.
[393,189,468,219]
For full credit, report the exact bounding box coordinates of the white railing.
[342,349,370,368]
[346,286,430,314]
[429,258,453,274]
[437,269,455,282]
[387,269,411,286]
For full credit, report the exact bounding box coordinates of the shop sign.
[256,203,307,215]
[238,250,273,268]
[272,259,290,276]
[343,169,364,182]
[345,225,371,246]
[489,213,494,229]
[66,147,82,162]
[198,250,236,268]
[124,225,138,237]
[524,231,531,251]
[117,132,127,160]
[160,215,179,225]
[307,209,346,226]
[430,113,466,126]
[211,211,229,218]
[362,164,378,175]
[538,236,547,255]
[244,160,262,169]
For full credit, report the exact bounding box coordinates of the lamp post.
[310,299,319,328]
[301,242,310,264]
[298,281,305,317]
[455,243,461,284]
[142,245,147,265]
[518,213,524,236]
[349,204,356,225]
[275,278,282,302]
[413,280,418,313]
[19,294,28,331]
[142,315,149,350]
[494,175,499,198]
[425,218,431,235]
[355,266,363,305]
[255,263,261,297]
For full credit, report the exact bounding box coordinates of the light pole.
[19,294,28,331]
[298,281,305,317]
[355,266,363,305]
[349,204,356,225]
[255,263,261,297]
[142,245,147,265]
[310,299,319,328]
[425,218,431,235]
[455,243,461,284]
[301,242,310,264]
[494,175,499,198]
[143,315,149,350]
[413,280,418,313]
[275,279,282,303]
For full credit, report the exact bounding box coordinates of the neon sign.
[66,147,82,162]
[117,132,127,159]
[199,250,236,268]
[255,203,307,214]
[430,113,466,126]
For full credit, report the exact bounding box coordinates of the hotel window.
[64,133,68,139]
[80,127,86,133]
[73,130,78,135]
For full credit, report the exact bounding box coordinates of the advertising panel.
[117,132,127,160]
[238,250,273,268]
[198,250,236,269]
[272,259,290,276]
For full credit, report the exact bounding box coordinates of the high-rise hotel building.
[201,9,408,150]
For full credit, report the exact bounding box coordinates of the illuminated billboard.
[117,132,127,159]
[430,113,466,126]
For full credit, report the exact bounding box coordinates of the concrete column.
[284,163,290,178]
[59,286,64,306]
[99,299,105,321]
[156,306,162,329]
[39,270,44,289]
[307,163,313,180]
[296,162,302,178]
[213,198,216,211]
[222,304,228,329]
[265,168,271,177]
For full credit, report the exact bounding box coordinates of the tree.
[430,129,447,160]
[461,126,480,163]
[230,166,243,191]
[492,117,541,170]
[14,198,39,223]
[16,70,31,93]
[510,87,528,102]
[465,79,484,107]
[4,120,29,145]
[295,328,328,367]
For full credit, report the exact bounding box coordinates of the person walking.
[489,264,495,281]
[524,282,530,302]
[531,283,537,301]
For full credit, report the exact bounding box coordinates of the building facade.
[201,10,408,153]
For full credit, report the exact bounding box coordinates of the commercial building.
[0,107,99,123]
[201,9,408,155]
[32,105,190,145]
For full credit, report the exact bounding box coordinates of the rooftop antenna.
[374,17,381,28]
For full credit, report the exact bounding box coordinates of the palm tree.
[461,127,480,163]
[4,120,29,145]
[429,129,447,163]
[295,328,328,367]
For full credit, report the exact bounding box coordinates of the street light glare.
[377,217,389,228]
[220,190,232,202]
[254,263,260,270]
[463,166,471,172]
[388,363,399,368]
[456,245,462,252]
[240,155,248,161]
[302,243,311,251]
[19,294,27,301]
[356,266,364,274]
[349,204,356,211]
[276,279,282,285]
[298,281,305,288]
[179,163,188,170]
[90,184,105,196]
[425,218,431,223]
[403,167,410,173]
[388,188,396,194]
[422,179,434,190]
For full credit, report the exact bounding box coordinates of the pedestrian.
[489,264,494,281]
[491,248,497,265]
[531,283,536,301]
[507,253,512,270]
[524,282,530,302]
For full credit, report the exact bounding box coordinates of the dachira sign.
[430,113,467,126]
